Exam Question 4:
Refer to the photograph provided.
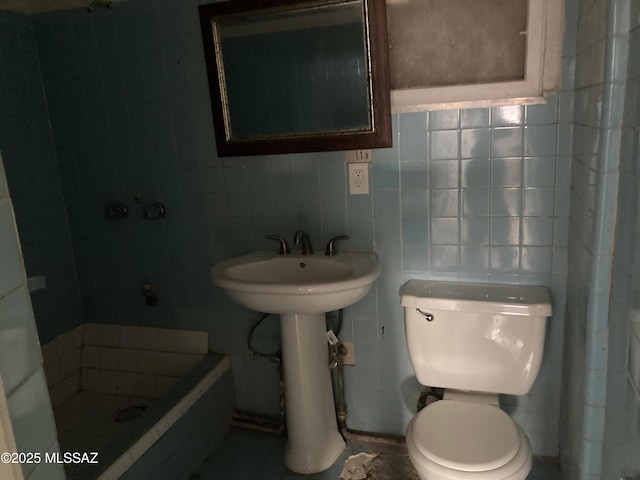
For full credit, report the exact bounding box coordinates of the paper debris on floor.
[340,452,379,480]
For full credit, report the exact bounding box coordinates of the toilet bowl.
[405,398,531,480]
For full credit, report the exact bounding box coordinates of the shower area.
[0,1,236,479]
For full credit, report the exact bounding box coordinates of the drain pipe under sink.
[329,309,349,439]
[244,310,349,439]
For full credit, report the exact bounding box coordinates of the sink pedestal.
[280,313,346,474]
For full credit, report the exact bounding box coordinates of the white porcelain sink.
[211,250,380,474]
[212,250,380,314]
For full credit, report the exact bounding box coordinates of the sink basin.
[212,250,380,314]
[211,249,380,474]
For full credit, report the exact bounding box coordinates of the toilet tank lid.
[400,280,552,316]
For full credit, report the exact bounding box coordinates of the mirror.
[199,0,392,157]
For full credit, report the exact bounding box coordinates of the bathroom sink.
[212,250,380,314]
[211,249,380,474]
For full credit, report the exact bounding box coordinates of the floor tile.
[190,428,562,479]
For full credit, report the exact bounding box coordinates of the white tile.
[118,348,140,373]
[99,347,119,371]
[82,346,101,369]
[61,374,80,403]
[98,370,119,394]
[101,324,121,348]
[83,323,102,346]
[59,350,79,378]
[157,328,178,352]
[40,342,58,367]
[80,368,100,392]
[156,352,177,377]
[117,372,137,396]
[138,350,158,375]
[177,330,199,354]
[44,361,62,388]
[119,326,140,349]
[137,328,159,351]
[49,383,67,408]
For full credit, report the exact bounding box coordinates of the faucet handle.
[265,235,291,255]
[325,235,349,256]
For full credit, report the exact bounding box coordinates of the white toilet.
[400,280,552,480]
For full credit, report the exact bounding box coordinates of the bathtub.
[41,324,235,480]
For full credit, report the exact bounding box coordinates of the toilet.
[400,280,552,480]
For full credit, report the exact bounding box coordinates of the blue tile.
[399,131,428,161]
[431,189,458,217]
[431,218,459,245]
[491,105,524,126]
[461,159,490,188]
[461,108,491,128]
[428,109,459,130]
[461,246,490,272]
[523,157,556,187]
[490,246,520,271]
[461,128,491,159]
[491,158,523,187]
[401,188,429,217]
[525,96,558,125]
[400,161,428,190]
[372,161,400,190]
[491,217,520,245]
[398,111,427,132]
[491,188,522,216]
[461,189,490,217]
[461,218,490,245]
[492,127,524,158]
[524,125,558,156]
[523,187,555,216]
[429,130,459,160]
[521,247,553,273]
[429,159,459,189]
[522,217,554,246]
[402,217,428,245]
[431,245,459,272]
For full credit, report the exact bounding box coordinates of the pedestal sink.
[212,250,380,474]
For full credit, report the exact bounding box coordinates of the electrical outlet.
[341,341,355,366]
[344,149,373,163]
[348,162,369,195]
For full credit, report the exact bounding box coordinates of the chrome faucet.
[325,235,349,256]
[294,230,313,255]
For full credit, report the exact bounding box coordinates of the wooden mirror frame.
[199,0,392,157]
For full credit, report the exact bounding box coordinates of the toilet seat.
[413,400,520,471]
[406,400,532,480]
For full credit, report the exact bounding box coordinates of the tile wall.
[0,10,83,344]
[561,0,640,478]
[602,0,640,477]
[41,323,210,407]
[25,0,571,457]
[0,154,64,478]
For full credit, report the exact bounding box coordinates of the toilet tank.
[400,280,552,395]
